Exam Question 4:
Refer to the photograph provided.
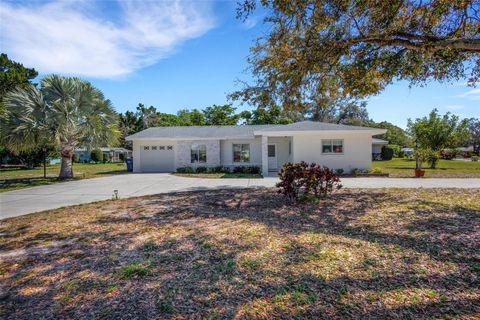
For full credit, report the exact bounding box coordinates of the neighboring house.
[402,148,414,156]
[372,138,389,160]
[126,121,386,175]
[75,147,132,163]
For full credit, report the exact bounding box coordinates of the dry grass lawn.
[0,188,479,319]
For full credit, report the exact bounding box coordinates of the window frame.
[321,139,344,154]
[191,144,207,163]
[233,143,250,163]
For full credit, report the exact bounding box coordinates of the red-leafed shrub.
[276,162,342,202]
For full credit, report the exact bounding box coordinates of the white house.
[126,121,386,176]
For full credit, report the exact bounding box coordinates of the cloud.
[456,88,480,100]
[0,0,215,78]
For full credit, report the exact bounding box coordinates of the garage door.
[140,145,175,172]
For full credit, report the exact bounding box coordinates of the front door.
[268,144,277,170]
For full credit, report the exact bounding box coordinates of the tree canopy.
[1,75,119,178]
[0,53,38,113]
[467,117,480,153]
[370,121,410,147]
[407,109,469,166]
[232,0,480,114]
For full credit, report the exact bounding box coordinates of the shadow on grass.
[0,189,478,319]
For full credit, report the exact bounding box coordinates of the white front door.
[268,144,277,170]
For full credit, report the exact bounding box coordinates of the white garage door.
[140,145,175,172]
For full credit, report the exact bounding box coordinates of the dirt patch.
[0,188,479,319]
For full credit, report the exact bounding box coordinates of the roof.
[372,138,389,145]
[126,121,386,140]
[75,147,132,152]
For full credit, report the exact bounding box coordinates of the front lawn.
[0,163,127,192]
[373,158,480,178]
[173,172,262,179]
[1,188,478,319]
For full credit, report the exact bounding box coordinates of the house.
[126,121,386,175]
[74,147,132,163]
[372,138,389,160]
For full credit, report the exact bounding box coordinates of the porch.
[260,135,293,176]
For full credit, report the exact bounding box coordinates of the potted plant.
[413,148,431,177]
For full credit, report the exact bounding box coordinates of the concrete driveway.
[1,173,479,219]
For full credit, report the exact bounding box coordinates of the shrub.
[472,156,479,162]
[90,149,103,163]
[195,166,207,173]
[335,168,344,176]
[276,162,342,202]
[103,152,110,163]
[73,153,80,163]
[119,152,126,161]
[371,167,383,173]
[398,150,405,158]
[381,146,394,160]
[176,166,193,173]
[350,168,361,175]
[233,166,246,173]
[245,166,261,174]
[386,144,401,157]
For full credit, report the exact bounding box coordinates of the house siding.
[220,137,263,169]
[292,133,372,172]
[175,140,220,168]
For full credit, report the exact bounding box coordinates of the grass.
[373,157,480,178]
[0,163,127,192]
[0,188,478,319]
[172,172,262,179]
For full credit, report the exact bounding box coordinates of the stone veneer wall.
[175,140,221,168]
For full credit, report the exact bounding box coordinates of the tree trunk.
[59,147,74,179]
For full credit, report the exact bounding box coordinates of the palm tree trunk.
[59,147,74,179]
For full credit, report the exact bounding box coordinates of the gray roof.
[126,121,385,140]
[372,138,389,145]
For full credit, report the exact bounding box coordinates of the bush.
[371,167,383,173]
[276,162,342,202]
[351,168,361,175]
[195,166,207,173]
[176,166,193,173]
[90,149,103,163]
[386,144,401,157]
[245,166,261,174]
[103,152,110,163]
[73,153,80,163]
[233,166,246,173]
[119,152,126,161]
[381,146,394,160]
[472,156,479,162]
[335,168,344,176]
[398,150,405,158]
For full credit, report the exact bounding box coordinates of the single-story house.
[126,121,386,175]
[372,138,389,160]
[75,147,132,163]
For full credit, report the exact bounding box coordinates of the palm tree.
[0,75,119,179]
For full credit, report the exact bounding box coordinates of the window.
[233,144,250,162]
[152,146,157,150]
[191,144,206,163]
[167,146,173,150]
[143,146,149,150]
[322,139,343,154]
[159,146,165,150]
[268,145,275,157]
[288,141,292,155]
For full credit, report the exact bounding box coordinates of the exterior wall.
[220,137,262,169]
[175,140,220,168]
[132,140,177,172]
[267,136,292,169]
[292,133,372,173]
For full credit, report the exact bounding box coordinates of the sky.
[1,0,479,128]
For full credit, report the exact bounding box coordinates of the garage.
[140,144,175,172]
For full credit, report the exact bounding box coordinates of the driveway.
[1,173,479,219]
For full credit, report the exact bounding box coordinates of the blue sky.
[1,0,478,128]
